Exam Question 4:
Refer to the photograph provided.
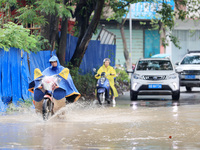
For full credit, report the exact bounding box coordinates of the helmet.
[103,58,111,63]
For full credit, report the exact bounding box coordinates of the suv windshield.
[181,55,200,64]
[136,60,173,71]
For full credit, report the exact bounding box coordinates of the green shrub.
[67,64,96,99]
[6,98,33,113]
[68,64,130,99]
[0,22,47,52]
[115,67,130,94]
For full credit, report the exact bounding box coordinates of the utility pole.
[129,3,132,69]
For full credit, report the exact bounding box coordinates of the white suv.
[175,51,200,91]
[127,58,180,100]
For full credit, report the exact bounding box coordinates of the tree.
[70,0,105,67]
[1,0,199,68]
[108,0,200,68]
[17,0,73,66]
[0,0,73,65]
[0,22,42,52]
[0,0,17,26]
[12,0,105,67]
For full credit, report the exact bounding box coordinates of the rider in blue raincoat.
[29,55,81,114]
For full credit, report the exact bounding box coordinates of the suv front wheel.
[130,90,138,101]
[172,91,180,101]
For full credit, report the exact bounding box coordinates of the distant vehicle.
[175,50,200,91]
[127,58,180,101]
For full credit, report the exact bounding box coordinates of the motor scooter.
[39,75,61,120]
[41,75,61,120]
[29,74,61,121]
[94,69,113,105]
[29,68,81,120]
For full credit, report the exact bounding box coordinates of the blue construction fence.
[0,34,116,112]
[66,34,116,74]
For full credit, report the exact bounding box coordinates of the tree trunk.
[70,0,105,67]
[57,0,69,66]
[120,24,131,70]
[57,17,68,66]
[40,12,59,51]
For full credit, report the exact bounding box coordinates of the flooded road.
[1,88,200,149]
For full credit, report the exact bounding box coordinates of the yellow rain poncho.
[95,65,118,97]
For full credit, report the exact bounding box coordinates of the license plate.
[148,84,162,89]
[185,75,195,79]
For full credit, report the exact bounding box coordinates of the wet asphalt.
[0,87,200,149]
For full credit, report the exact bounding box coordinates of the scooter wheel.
[42,98,54,121]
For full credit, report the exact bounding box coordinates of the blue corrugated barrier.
[10,48,22,105]
[66,34,116,74]
[0,49,7,112]
[21,52,32,100]
[1,50,12,104]
[0,34,116,110]
[28,50,52,80]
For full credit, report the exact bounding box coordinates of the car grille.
[138,85,172,90]
[181,70,200,75]
[143,75,166,80]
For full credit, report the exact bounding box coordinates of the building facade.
[93,20,161,66]
[166,19,200,63]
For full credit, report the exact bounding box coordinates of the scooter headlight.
[100,77,106,84]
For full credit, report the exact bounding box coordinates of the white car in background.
[127,58,180,101]
[175,51,200,91]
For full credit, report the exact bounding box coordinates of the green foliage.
[16,5,46,26]
[72,21,79,37]
[140,22,146,25]
[156,2,175,30]
[168,35,181,49]
[35,0,74,18]
[67,64,130,99]
[115,67,130,94]
[0,0,17,9]
[6,98,33,113]
[107,0,143,21]
[108,0,200,49]
[15,0,73,26]
[116,68,129,83]
[0,22,45,52]
[0,0,18,25]
[66,63,96,99]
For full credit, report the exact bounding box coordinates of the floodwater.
[1,98,200,149]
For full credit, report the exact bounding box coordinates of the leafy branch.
[0,22,47,52]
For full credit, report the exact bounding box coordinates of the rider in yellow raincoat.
[95,58,118,104]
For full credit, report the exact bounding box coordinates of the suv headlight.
[167,73,177,79]
[133,74,144,79]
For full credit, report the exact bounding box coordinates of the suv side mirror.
[175,62,180,66]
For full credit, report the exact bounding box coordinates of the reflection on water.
[0,101,200,149]
[130,100,180,108]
